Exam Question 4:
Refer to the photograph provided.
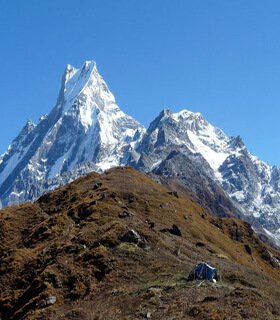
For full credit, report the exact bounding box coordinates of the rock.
[160,224,182,237]
[145,219,155,229]
[188,306,201,317]
[37,295,57,308]
[171,225,182,236]
[196,242,205,247]
[121,230,150,251]
[93,182,102,190]
[46,295,57,305]
[244,244,252,255]
[230,225,243,242]
[121,230,142,244]
[141,242,151,251]
[119,210,134,218]
[167,191,179,198]
[147,311,152,318]
[175,248,181,256]
[89,200,97,206]
[68,203,94,222]
[100,192,108,200]
[261,248,280,268]
[45,273,62,288]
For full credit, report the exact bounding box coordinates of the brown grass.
[0,167,280,319]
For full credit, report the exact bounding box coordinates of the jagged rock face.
[151,151,240,218]
[218,145,280,243]
[1,60,280,245]
[129,110,238,217]
[0,61,144,207]
[132,108,280,244]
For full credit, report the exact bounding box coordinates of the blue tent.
[187,262,219,281]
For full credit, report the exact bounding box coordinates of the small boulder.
[121,230,150,251]
[160,224,182,237]
[89,200,97,206]
[244,244,252,255]
[119,210,134,218]
[77,204,92,219]
[196,242,206,247]
[93,182,102,190]
[170,224,182,236]
[145,219,155,229]
[37,295,57,308]
[121,230,142,244]
[100,192,108,200]
[167,191,179,198]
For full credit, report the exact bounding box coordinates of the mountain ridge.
[0,61,144,206]
[1,167,280,319]
[1,60,280,245]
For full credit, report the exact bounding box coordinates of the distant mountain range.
[1,60,280,245]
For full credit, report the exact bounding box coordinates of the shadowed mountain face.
[130,110,280,244]
[1,61,280,244]
[1,167,280,320]
[149,151,240,218]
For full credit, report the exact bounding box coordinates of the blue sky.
[1,0,280,165]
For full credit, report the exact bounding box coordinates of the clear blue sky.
[1,0,280,165]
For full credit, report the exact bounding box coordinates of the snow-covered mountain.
[132,108,280,244]
[0,61,144,207]
[1,60,280,245]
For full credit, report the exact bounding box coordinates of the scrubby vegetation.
[0,167,280,319]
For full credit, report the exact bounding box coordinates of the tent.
[187,262,219,281]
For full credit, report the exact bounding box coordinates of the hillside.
[0,167,280,320]
[2,60,280,245]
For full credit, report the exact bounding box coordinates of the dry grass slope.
[0,167,280,319]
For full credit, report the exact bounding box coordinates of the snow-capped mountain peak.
[0,61,144,207]
[135,107,280,244]
[57,60,118,127]
[2,61,280,246]
[145,108,231,174]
